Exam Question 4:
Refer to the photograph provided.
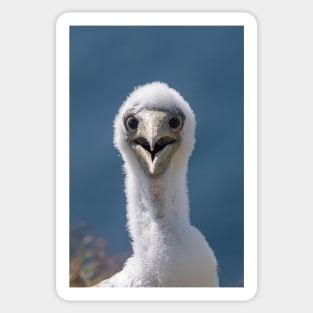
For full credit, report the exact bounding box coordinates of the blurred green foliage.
[70,221,128,287]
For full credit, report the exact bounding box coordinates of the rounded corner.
[242,284,258,302]
[55,12,72,28]
[55,284,72,302]
[242,12,258,27]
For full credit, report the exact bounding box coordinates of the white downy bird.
[96,82,219,287]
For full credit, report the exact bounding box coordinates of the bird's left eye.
[126,116,138,131]
[169,116,182,130]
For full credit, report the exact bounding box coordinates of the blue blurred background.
[70,26,244,287]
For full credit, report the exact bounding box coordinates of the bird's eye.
[169,116,181,130]
[126,116,138,131]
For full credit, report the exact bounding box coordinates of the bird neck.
[124,161,191,254]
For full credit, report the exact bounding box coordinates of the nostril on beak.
[135,137,150,150]
[134,137,155,161]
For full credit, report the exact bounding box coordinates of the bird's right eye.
[126,116,138,131]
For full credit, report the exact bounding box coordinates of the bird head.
[114,82,196,178]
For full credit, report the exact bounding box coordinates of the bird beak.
[129,110,180,177]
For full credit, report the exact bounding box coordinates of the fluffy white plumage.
[96,82,219,287]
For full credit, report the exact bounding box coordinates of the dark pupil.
[169,117,180,129]
[127,116,138,130]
